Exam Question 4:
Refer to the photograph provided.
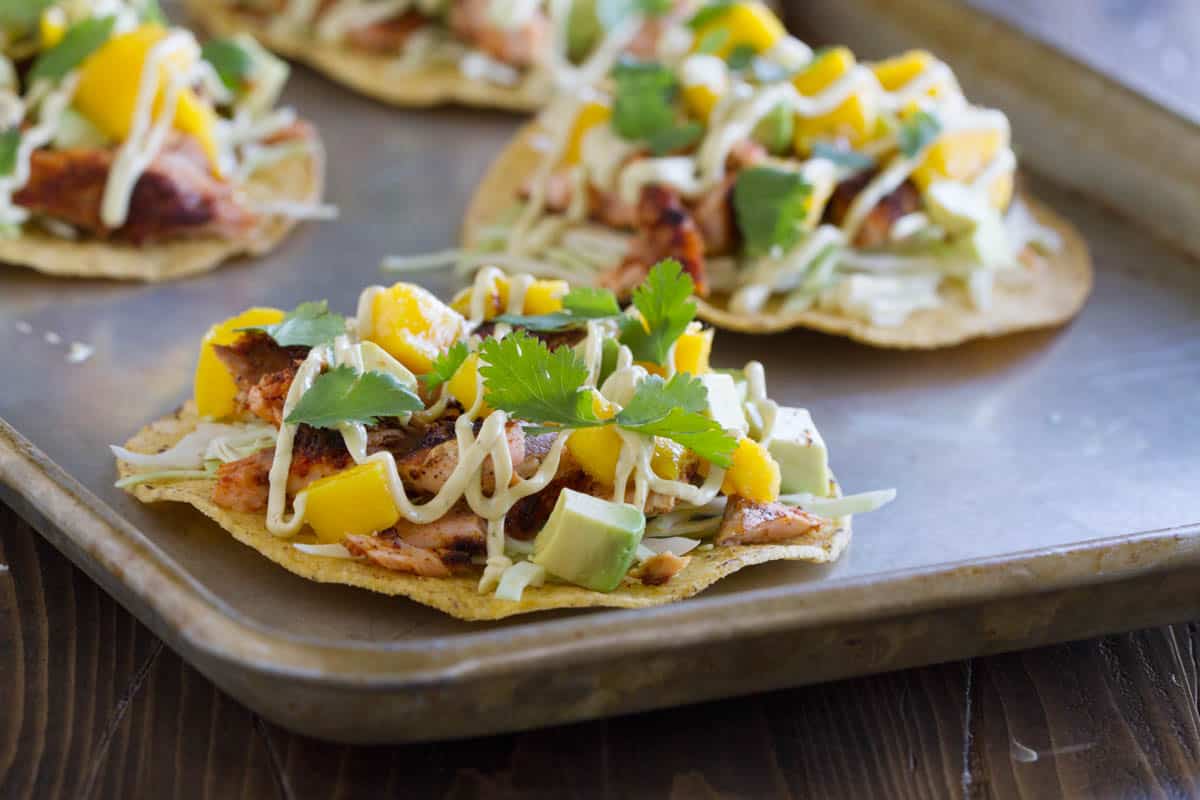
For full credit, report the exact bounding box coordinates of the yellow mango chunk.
[447,353,489,413]
[568,426,623,485]
[194,306,285,419]
[74,25,220,173]
[303,461,400,544]
[39,8,66,48]
[369,282,467,375]
[680,54,729,122]
[522,279,569,315]
[792,46,877,151]
[871,49,948,98]
[911,129,1005,191]
[721,437,781,502]
[651,438,687,481]
[673,324,713,376]
[450,277,568,320]
[561,99,612,166]
[691,2,784,59]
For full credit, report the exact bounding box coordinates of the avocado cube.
[768,407,831,496]
[700,373,748,436]
[532,489,645,592]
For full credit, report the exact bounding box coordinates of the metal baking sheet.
[2,2,1200,743]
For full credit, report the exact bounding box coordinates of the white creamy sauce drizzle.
[102,32,199,228]
[267,273,777,594]
[0,77,77,225]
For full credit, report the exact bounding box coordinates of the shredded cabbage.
[780,488,897,518]
[292,543,357,558]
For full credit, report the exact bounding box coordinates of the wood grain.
[5,502,1200,799]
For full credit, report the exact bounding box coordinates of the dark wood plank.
[6,502,1200,800]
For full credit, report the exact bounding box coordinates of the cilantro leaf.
[615,374,737,466]
[201,38,253,92]
[286,366,423,429]
[616,373,707,426]
[687,1,733,29]
[28,16,116,85]
[632,407,737,467]
[422,341,469,390]
[0,129,20,177]
[618,259,696,365]
[648,121,704,155]
[563,286,621,317]
[811,141,875,172]
[495,287,621,331]
[726,44,757,71]
[611,60,679,142]
[240,301,346,348]
[898,110,942,158]
[478,331,600,428]
[733,167,812,257]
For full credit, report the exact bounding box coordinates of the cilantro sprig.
[240,301,346,348]
[898,110,942,158]
[611,60,703,155]
[285,366,423,429]
[494,286,621,332]
[478,331,735,466]
[617,259,697,366]
[479,332,601,429]
[422,341,470,391]
[733,167,813,257]
[28,16,115,85]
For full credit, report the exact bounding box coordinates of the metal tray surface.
[1,6,1199,742]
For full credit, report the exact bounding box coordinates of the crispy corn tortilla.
[186,0,547,111]
[463,123,1094,348]
[117,404,850,621]
[1,132,326,281]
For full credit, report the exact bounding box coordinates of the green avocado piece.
[532,489,645,592]
[752,104,794,156]
[768,407,831,496]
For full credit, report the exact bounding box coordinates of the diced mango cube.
[194,306,285,419]
[562,99,612,166]
[39,8,66,48]
[369,282,467,375]
[673,324,713,376]
[651,438,687,481]
[911,129,1005,191]
[691,2,785,59]
[680,54,729,121]
[450,276,568,320]
[74,25,221,173]
[792,46,877,151]
[871,49,948,98]
[303,461,400,544]
[447,353,489,413]
[522,279,569,315]
[721,437,781,502]
[568,425,624,485]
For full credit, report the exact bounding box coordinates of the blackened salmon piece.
[344,534,452,577]
[716,496,827,545]
[824,171,921,249]
[601,185,708,298]
[14,135,257,243]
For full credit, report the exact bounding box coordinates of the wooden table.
[3,503,1199,799]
